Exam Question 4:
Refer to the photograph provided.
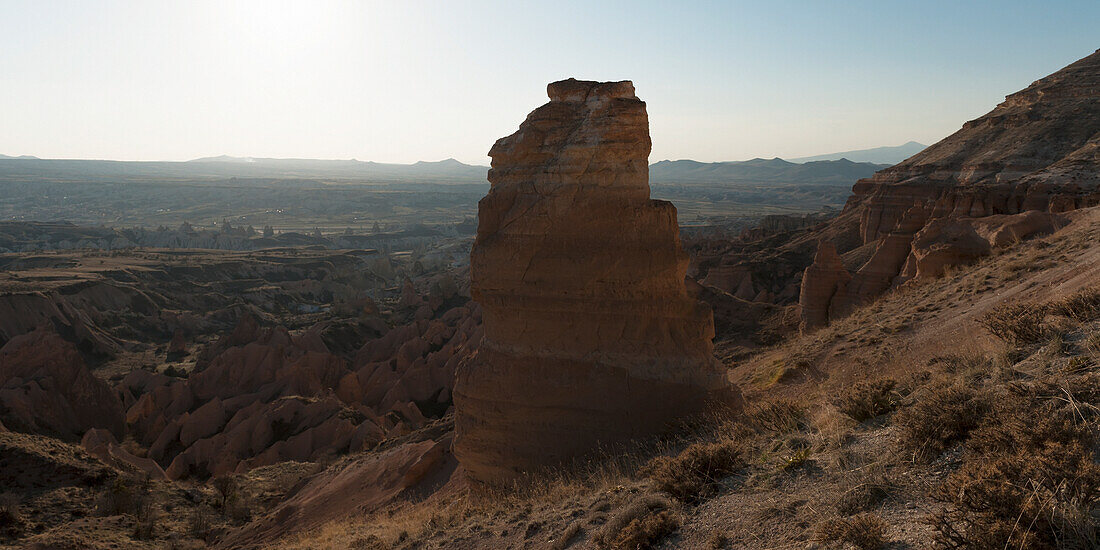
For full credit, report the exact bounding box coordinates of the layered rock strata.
[454,79,740,487]
[799,49,1100,329]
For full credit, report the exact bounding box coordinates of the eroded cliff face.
[800,49,1100,329]
[454,79,740,487]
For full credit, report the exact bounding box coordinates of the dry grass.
[812,513,889,549]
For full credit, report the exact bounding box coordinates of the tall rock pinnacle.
[453,79,741,487]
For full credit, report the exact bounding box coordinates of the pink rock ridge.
[454,79,742,487]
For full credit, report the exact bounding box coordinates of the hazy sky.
[1,1,1097,164]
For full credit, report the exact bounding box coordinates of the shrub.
[349,535,388,550]
[211,475,238,508]
[595,495,673,549]
[96,476,153,517]
[894,382,991,461]
[833,379,899,422]
[926,402,1100,549]
[606,511,679,550]
[836,478,893,516]
[780,447,812,471]
[0,492,21,529]
[1049,288,1100,323]
[189,505,213,540]
[639,440,742,502]
[978,303,1049,346]
[813,513,889,549]
[132,498,158,540]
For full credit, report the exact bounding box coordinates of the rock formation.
[454,79,740,487]
[0,328,125,440]
[798,49,1100,329]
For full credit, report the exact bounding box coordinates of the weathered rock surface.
[454,79,740,487]
[797,49,1100,329]
[0,328,125,440]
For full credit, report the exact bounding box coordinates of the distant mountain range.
[0,143,920,186]
[787,141,927,164]
[649,157,888,185]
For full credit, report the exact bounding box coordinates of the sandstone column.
[453,79,741,487]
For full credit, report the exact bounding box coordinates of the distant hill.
[0,156,490,184]
[649,157,887,185]
[0,154,39,160]
[787,141,926,164]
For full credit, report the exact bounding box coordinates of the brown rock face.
[799,49,1100,329]
[454,79,740,487]
[799,241,851,332]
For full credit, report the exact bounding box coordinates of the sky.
[1,1,1098,165]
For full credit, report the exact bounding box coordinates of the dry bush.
[639,440,742,502]
[836,476,894,516]
[189,505,213,540]
[595,494,674,549]
[96,475,153,517]
[894,381,992,461]
[812,513,889,549]
[979,303,1049,346]
[605,510,678,550]
[707,531,729,549]
[748,399,806,434]
[1049,288,1100,323]
[348,535,388,549]
[926,401,1100,549]
[832,379,899,422]
[550,522,583,550]
[0,492,21,531]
